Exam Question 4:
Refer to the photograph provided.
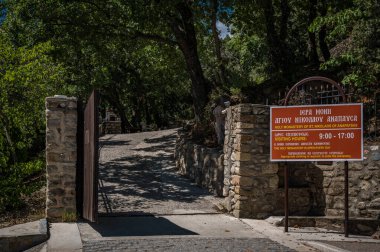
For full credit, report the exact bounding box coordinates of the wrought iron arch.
[284,76,347,106]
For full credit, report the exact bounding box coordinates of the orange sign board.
[270,104,363,161]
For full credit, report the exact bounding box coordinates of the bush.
[0,159,45,213]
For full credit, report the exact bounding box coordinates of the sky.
[217,20,230,39]
[0,2,5,25]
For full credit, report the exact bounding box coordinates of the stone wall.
[277,147,380,219]
[175,130,224,196]
[223,103,380,220]
[45,96,77,221]
[223,104,284,218]
[318,146,380,218]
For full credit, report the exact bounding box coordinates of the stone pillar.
[45,96,77,221]
[224,104,279,218]
[223,107,233,197]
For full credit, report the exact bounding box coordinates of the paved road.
[78,129,297,251]
[78,215,297,252]
[97,129,221,215]
[83,237,295,252]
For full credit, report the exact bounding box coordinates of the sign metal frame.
[270,103,364,162]
[272,76,363,237]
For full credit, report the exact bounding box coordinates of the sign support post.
[270,103,363,235]
[272,76,362,236]
[344,160,349,237]
[284,163,289,232]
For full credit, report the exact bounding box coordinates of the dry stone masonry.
[222,104,380,221]
[45,96,78,221]
[223,104,284,218]
[44,93,380,229]
[320,147,380,219]
[175,130,224,196]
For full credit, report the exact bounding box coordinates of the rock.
[372,151,380,161]
[357,202,366,210]
[369,198,380,209]
[364,174,372,180]
[265,216,284,226]
[372,230,380,239]
[360,180,372,191]
[361,191,372,200]
[328,183,344,196]
[357,223,374,233]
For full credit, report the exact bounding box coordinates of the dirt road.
[98,128,222,215]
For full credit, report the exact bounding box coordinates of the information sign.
[270,104,363,161]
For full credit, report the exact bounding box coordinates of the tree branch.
[133,31,178,47]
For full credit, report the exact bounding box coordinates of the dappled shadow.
[143,133,177,144]
[100,139,131,147]
[88,216,198,236]
[98,129,218,215]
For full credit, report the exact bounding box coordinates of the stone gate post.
[224,104,279,218]
[45,96,78,221]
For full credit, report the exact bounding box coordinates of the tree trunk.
[102,92,132,133]
[0,113,17,164]
[259,0,291,73]
[279,0,291,75]
[144,100,152,126]
[308,0,319,64]
[279,0,290,41]
[260,0,281,72]
[319,0,330,61]
[117,107,130,133]
[259,0,292,74]
[170,1,210,123]
[2,124,17,164]
[211,0,227,87]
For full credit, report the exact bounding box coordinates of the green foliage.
[0,159,45,212]
[310,0,379,92]
[225,34,269,85]
[0,32,64,158]
[0,28,64,212]
[62,211,78,222]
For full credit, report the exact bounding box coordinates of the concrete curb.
[305,241,349,252]
[47,223,82,251]
[0,219,49,252]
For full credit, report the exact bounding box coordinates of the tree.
[0,29,65,210]
[3,0,212,123]
[210,0,228,87]
[310,0,379,92]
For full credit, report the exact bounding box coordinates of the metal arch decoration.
[284,76,347,106]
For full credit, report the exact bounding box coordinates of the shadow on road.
[100,139,131,147]
[98,130,218,215]
[88,216,198,237]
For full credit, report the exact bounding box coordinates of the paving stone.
[83,237,295,252]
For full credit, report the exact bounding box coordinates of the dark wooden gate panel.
[83,90,99,222]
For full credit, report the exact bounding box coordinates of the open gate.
[83,90,99,222]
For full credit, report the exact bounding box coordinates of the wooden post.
[344,160,349,237]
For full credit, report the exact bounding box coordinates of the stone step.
[47,223,82,252]
[0,219,48,252]
[271,216,380,236]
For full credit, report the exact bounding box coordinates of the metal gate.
[83,90,99,222]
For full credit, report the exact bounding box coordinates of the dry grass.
[0,186,46,229]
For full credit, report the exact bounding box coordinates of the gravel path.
[98,128,222,215]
